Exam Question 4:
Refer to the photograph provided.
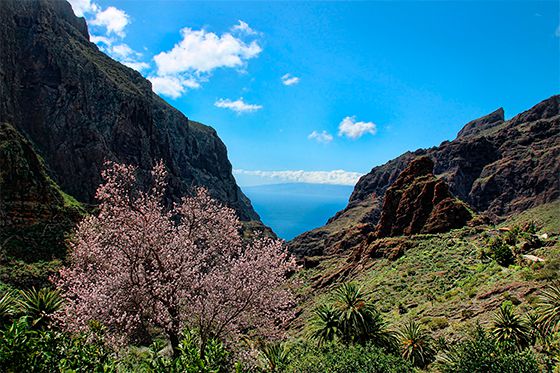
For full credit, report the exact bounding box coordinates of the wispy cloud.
[214,98,262,113]
[338,116,377,139]
[69,0,148,73]
[281,73,300,86]
[231,20,258,35]
[234,169,363,186]
[556,25,560,37]
[308,130,333,144]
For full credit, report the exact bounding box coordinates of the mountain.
[288,95,559,258]
[0,122,84,262]
[241,183,354,240]
[0,0,259,225]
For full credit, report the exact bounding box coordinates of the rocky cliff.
[0,122,83,261]
[289,95,559,257]
[0,0,259,225]
[374,156,472,238]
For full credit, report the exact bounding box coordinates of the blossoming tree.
[56,162,297,355]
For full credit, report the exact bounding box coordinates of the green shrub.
[488,237,514,266]
[438,326,539,373]
[286,341,415,373]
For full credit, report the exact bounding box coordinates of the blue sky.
[69,0,559,186]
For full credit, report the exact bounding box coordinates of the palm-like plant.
[17,287,63,328]
[397,320,435,368]
[310,304,341,345]
[333,283,378,344]
[537,282,560,335]
[492,302,530,350]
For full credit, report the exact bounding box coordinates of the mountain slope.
[0,0,259,222]
[0,122,84,264]
[289,95,559,257]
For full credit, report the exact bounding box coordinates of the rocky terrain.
[0,122,83,261]
[289,95,560,258]
[0,0,259,224]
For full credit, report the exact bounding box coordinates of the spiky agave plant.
[397,320,435,368]
[537,282,560,335]
[0,291,16,326]
[258,341,291,372]
[492,302,531,350]
[310,304,341,345]
[17,287,63,328]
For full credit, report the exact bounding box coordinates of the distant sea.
[241,183,354,240]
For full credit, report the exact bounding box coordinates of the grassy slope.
[293,201,560,341]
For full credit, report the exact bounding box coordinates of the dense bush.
[438,326,539,373]
[488,237,514,266]
[285,341,415,373]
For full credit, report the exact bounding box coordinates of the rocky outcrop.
[0,122,83,260]
[289,95,560,257]
[374,156,472,237]
[0,0,259,222]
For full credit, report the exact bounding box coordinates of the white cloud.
[556,25,560,37]
[67,0,98,17]
[122,61,150,72]
[231,20,258,35]
[308,130,333,144]
[148,76,201,99]
[234,169,363,186]
[154,27,261,76]
[338,116,377,139]
[90,6,129,37]
[90,34,112,46]
[214,98,262,113]
[281,73,300,86]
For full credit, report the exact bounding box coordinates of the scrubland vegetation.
[0,163,558,372]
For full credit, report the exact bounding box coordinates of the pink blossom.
[55,161,297,353]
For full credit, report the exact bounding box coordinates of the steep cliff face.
[0,0,259,222]
[0,122,83,260]
[289,95,559,257]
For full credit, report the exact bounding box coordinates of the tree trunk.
[169,331,180,358]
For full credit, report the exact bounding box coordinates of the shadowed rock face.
[289,95,559,257]
[0,122,82,260]
[0,0,259,222]
[375,156,472,238]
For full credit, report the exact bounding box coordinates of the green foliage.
[310,304,342,345]
[0,291,16,326]
[488,236,514,266]
[257,341,291,372]
[397,320,436,368]
[16,287,63,329]
[439,326,539,373]
[492,302,531,350]
[118,329,230,373]
[309,283,396,349]
[538,282,560,335]
[285,341,415,373]
[0,316,115,372]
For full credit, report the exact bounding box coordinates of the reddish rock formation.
[375,156,473,238]
[289,95,559,257]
